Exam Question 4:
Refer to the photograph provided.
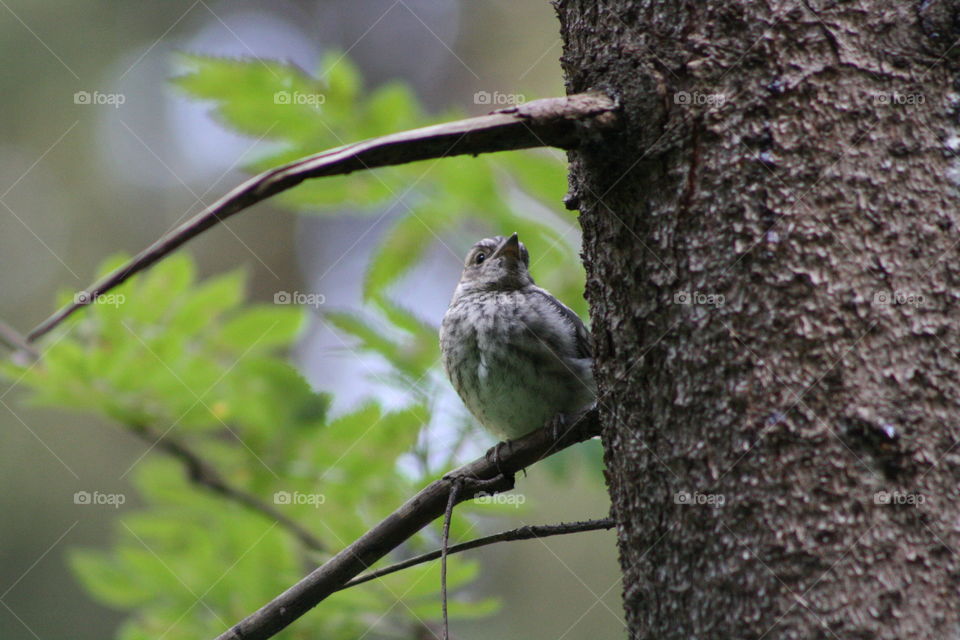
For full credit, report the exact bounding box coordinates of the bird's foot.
[484,439,516,477]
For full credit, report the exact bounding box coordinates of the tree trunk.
[556,1,960,638]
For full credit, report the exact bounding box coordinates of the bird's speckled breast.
[440,289,595,439]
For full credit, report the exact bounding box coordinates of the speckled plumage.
[440,234,596,440]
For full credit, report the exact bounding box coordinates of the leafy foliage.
[2,51,597,638]
[5,255,496,639]
[173,52,585,312]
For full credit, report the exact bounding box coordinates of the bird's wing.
[529,287,592,359]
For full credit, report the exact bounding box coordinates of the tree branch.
[0,319,37,363]
[213,407,601,640]
[132,425,327,552]
[339,517,615,590]
[24,92,617,344]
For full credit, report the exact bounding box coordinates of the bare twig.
[132,425,327,552]
[213,407,601,640]
[339,517,615,590]
[440,477,462,640]
[0,319,38,362]
[25,93,617,344]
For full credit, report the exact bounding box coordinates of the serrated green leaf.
[319,51,361,106]
[70,550,152,607]
[173,54,325,142]
[375,298,435,339]
[325,310,398,361]
[363,214,433,299]
[502,148,569,206]
[218,305,304,352]
[361,82,419,135]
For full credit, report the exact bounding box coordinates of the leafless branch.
[440,477,461,640]
[213,407,601,640]
[340,517,615,590]
[24,92,617,344]
[0,319,37,363]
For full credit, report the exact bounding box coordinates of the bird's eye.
[475,252,486,265]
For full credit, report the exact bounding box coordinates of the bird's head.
[455,233,533,293]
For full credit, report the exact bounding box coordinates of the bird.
[439,232,596,441]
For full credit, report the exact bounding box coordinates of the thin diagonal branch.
[132,425,327,552]
[213,407,601,640]
[0,319,37,362]
[340,517,615,590]
[25,92,618,344]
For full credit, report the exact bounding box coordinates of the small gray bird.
[440,233,596,441]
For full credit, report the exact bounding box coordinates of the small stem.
[441,478,462,640]
[340,517,616,590]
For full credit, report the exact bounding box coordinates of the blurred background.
[0,1,622,638]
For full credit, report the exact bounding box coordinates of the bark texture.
[556,1,960,638]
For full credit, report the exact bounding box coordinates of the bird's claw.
[485,439,515,477]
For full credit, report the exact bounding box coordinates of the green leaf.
[325,311,398,363]
[319,50,361,106]
[70,550,152,607]
[218,305,305,352]
[361,82,419,135]
[173,54,326,142]
[363,213,433,299]
[167,269,246,336]
[502,148,569,207]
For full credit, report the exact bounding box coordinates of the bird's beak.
[490,233,521,261]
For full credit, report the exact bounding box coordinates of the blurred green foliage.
[173,51,585,311]
[1,52,590,638]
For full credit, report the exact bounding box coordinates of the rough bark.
[557,1,960,638]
